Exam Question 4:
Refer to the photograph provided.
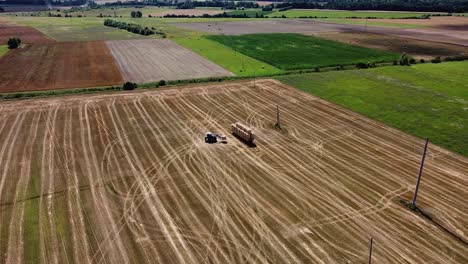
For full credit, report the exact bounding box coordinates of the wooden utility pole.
[276,105,281,128]
[412,138,429,207]
[368,237,373,264]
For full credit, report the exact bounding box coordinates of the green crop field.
[277,61,468,156]
[207,33,399,70]
[174,37,283,76]
[0,46,8,57]
[268,9,441,19]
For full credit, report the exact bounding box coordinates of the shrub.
[158,80,166,86]
[7,38,21,49]
[420,58,425,63]
[431,56,442,63]
[356,62,369,69]
[399,53,413,66]
[123,82,137,90]
[444,55,468,62]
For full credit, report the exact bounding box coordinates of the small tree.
[131,11,136,18]
[7,38,21,49]
[158,80,166,86]
[123,82,137,90]
[399,53,411,66]
[431,56,442,64]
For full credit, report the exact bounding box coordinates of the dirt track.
[0,79,466,263]
[0,41,123,92]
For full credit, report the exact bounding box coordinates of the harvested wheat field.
[316,31,467,59]
[154,9,224,17]
[0,79,466,263]
[107,39,233,83]
[0,41,123,92]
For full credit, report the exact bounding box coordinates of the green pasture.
[0,46,8,57]
[207,33,399,70]
[277,61,468,156]
[174,36,282,76]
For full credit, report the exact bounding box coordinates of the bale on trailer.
[231,122,255,143]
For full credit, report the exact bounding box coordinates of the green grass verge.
[207,33,399,70]
[268,9,441,19]
[174,36,283,76]
[276,61,468,156]
[0,45,8,57]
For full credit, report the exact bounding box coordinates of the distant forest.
[276,0,468,13]
[2,0,468,12]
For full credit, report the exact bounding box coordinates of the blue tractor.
[205,132,217,144]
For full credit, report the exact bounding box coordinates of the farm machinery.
[231,122,255,144]
[205,132,227,144]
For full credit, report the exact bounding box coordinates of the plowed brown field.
[316,31,467,59]
[0,79,466,263]
[0,41,123,92]
[0,17,54,45]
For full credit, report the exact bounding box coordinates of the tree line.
[104,19,165,36]
[274,0,468,13]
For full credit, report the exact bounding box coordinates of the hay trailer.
[231,122,255,144]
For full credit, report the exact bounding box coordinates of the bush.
[444,55,468,62]
[123,82,137,90]
[420,58,425,63]
[356,62,369,69]
[399,53,413,66]
[158,80,166,86]
[431,56,442,63]
[7,38,21,49]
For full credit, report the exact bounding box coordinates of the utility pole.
[368,237,373,264]
[412,138,429,207]
[276,105,281,128]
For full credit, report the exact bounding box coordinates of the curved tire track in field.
[0,79,466,263]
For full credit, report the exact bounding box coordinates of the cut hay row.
[106,39,234,83]
[0,79,466,263]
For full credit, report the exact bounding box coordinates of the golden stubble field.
[0,79,466,263]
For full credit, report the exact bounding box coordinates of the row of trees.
[274,0,468,13]
[130,11,143,18]
[104,19,162,36]
[163,12,267,18]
